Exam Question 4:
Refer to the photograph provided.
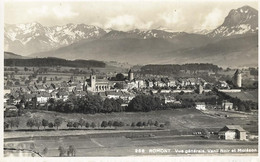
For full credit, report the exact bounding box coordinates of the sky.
[4,0,258,32]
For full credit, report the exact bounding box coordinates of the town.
[3,62,258,156]
[4,63,258,113]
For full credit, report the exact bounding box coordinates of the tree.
[160,124,164,128]
[90,122,96,128]
[113,121,119,129]
[58,146,66,157]
[142,122,147,127]
[179,91,185,95]
[136,122,143,128]
[202,129,211,139]
[42,147,48,156]
[147,120,154,129]
[34,118,41,130]
[4,122,9,130]
[67,145,76,156]
[26,118,35,129]
[67,121,73,129]
[154,121,159,127]
[115,73,125,81]
[85,122,90,128]
[131,122,135,128]
[73,122,79,128]
[48,122,54,128]
[101,121,108,128]
[8,118,19,129]
[165,121,171,128]
[78,118,86,128]
[114,82,124,89]
[42,119,49,130]
[127,95,162,112]
[108,121,113,128]
[54,118,63,130]
[119,121,124,127]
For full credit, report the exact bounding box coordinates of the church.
[84,75,110,92]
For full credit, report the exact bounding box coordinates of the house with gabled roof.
[218,125,247,140]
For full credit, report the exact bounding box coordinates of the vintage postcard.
[2,0,259,160]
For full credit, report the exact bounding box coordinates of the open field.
[4,134,258,157]
[4,108,258,156]
[5,108,258,136]
[225,90,258,103]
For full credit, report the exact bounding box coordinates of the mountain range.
[4,5,258,67]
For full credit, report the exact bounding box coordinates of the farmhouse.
[195,102,206,110]
[222,100,233,111]
[218,125,247,140]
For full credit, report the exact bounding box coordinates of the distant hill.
[4,51,28,59]
[4,57,106,68]
[160,34,258,67]
[29,34,212,63]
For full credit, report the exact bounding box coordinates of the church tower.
[90,74,96,91]
[233,69,242,87]
[128,69,134,81]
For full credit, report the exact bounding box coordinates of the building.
[222,100,233,111]
[128,69,134,81]
[195,102,206,110]
[218,125,247,140]
[198,85,203,94]
[85,75,110,92]
[233,69,242,87]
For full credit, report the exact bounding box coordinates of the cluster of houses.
[5,69,241,112]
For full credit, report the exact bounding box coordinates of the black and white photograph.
[2,0,259,159]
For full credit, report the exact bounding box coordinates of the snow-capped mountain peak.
[4,22,106,55]
[208,5,258,37]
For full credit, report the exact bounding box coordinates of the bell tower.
[90,74,96,91]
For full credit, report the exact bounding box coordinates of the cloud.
[201,8,224,30]
[160,9,183,25]
[27,5,49,18]
[52,5,79,19]
[104,15,136,31]
[26,4,79,20]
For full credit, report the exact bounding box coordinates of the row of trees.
[25,117,63,130]
[5,116,170,131]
